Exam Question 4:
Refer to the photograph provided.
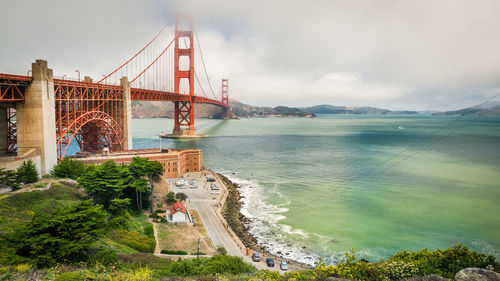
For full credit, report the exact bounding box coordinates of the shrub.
[5,200,107,267]
[0,168,20,190]
[166,191,175,203]
[168,255,256,276]
[144,224,154,237]
[54,271,81,281]
[51,157,85,179]
[161,250,188,255]
[191,252,206,255]
[216,246,227,256]
[175,192,188,202]
[118,253,173,270]
[111,229,156,253]
[387,244,500,278]
[16,160,38,184]
[108,215,130,230]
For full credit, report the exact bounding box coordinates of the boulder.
[406,275,449,281]
[455,268,500,281]
[58,179,78,188]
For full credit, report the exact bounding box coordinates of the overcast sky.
[1,0,500,110]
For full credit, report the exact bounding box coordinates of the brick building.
[75,148,202,178]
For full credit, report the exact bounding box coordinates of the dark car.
[251,252,260,262]
[266,258,275,267]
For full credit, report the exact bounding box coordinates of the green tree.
[6,200,107,267]
[128,157,163,179]
[78,160,130,212]
[51,157,85,179]
[126,157,163,210]
[121,167,149,211]
[216,246,227,256]
[166,191,175,204]
[16,159,38,184]
[0,168,20,190]
[175,192,188,202]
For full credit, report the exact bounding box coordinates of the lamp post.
[62,75,67,80]
[75,70,80,81]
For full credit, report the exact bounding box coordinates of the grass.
[190,210,208,237]
[128,211,154,236]
[0,183,84,233]
[156,220,215,256]
[95,238,138,255]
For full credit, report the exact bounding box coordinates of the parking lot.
[166,171,302,273]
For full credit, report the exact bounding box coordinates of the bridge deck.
[0,73,224,106]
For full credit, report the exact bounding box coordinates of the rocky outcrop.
[58,179,78,188]
[406,275,449,281]
[455,268,500,281]
[218,173,260,251]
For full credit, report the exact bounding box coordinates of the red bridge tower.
[173,18,196,136]
[221,79,230,119]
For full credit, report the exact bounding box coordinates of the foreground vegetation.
[0,158,498,280]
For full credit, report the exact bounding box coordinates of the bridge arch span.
[57,110,124,159]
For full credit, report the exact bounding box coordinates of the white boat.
[398,126,404,130]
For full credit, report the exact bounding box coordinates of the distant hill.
[131,100,315,118]
[433,101,500,116]
[300,104,418,115]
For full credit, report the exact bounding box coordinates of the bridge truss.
[1,18,230,160]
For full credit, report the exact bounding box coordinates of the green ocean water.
[131,115,500,264]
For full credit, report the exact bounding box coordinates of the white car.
[280,261,288,271]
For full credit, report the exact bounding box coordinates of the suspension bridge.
[0,18,231,174]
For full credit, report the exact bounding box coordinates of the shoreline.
[216,173,311,269]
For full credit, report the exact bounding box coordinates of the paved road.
[168,172,303,272]
[169,173,242,256]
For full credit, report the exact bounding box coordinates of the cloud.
[1,0,499,110]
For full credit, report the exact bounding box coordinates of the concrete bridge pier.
[15,60,57,175]
[120,77,133,150]
[0,108,7,155]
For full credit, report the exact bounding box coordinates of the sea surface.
[71,115,500,264]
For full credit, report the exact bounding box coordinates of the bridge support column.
[121,77,133,150]
[0,108,6,155]
[16,60,57,175]
[172,17,197,137]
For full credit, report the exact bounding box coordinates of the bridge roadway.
[0,73,224,106]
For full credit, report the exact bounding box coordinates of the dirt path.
[152,221,161,254]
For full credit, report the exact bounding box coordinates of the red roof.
[170,202,187,215]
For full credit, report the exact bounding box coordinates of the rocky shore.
[217,173,312,269]
[218,173,261,251]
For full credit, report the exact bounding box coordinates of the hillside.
[132,100,316,118]
[300,104,418,115]
[433,101,500,116]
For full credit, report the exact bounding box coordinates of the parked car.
[266,258,275,267]
[280,261,288,271]
[207,177,216,182]
[251,252,260,262]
